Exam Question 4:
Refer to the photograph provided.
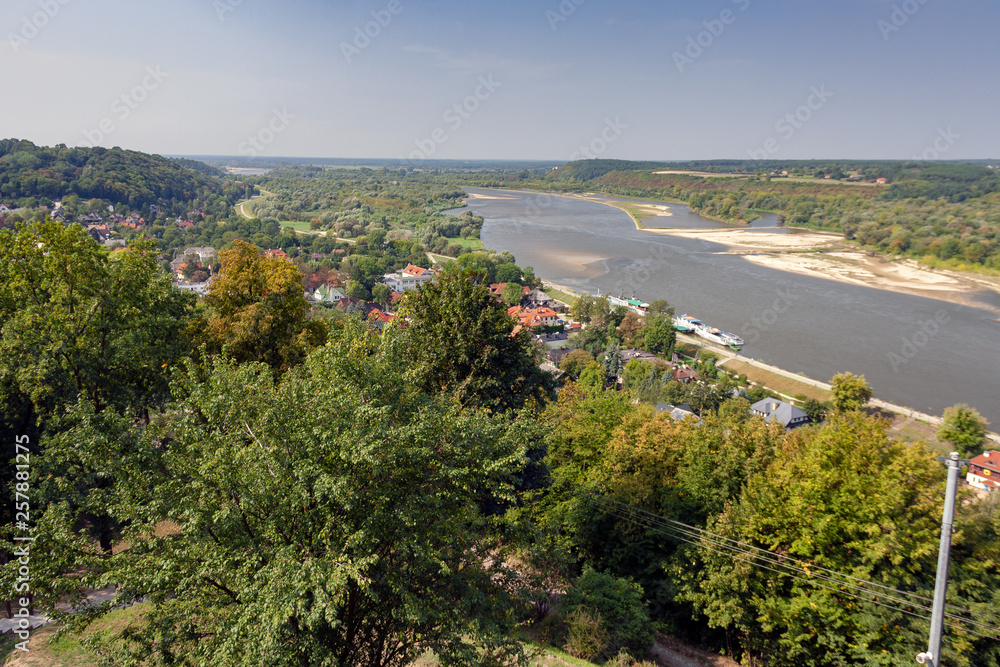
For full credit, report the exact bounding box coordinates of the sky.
[2,0,999,162]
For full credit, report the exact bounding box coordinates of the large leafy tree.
[0,220,194,424]
[830,371,873,413]
[397,269,555,413]
[29,323,534,666]
[199,239,327,370]
[938,403,989,457]
[674,413,959,666]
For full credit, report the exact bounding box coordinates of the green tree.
[0,220,193,422]
[602,340,623,378]
[559,349,596,378]
[676,414,952,666]
[830,371,873,412]
[938,403,989,457]
[578,362,607,396]
[200,240,327,370]
[398,270,555,413]
[502,281,525,306]
[371,282,393,308]
[25,323,533,666]
[345,279,369,300]
[641,314,676,357]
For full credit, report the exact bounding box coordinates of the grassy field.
[541,284,579,307]
[280,219,315,233]
[444,236,485,251]
[721,359,832,403]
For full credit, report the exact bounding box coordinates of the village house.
[383,264,435,292]
[176,219,195,230]
[751,398,811,429]
[0,204,11,214]
[265,248,290,261]
[507,306,561,329]
[87,224,112,243]
[488,283,531,303]
[967,450,1000,492]
[311,284,347,304]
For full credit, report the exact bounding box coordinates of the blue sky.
[2,0,998,160]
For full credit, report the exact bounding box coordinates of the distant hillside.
[0,139,226,209]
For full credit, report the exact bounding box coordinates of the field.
[444,236,485,251]
[718,359,832,403]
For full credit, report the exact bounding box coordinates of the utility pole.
[916,451,968,666]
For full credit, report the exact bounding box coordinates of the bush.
[604,649,658,667]
[562,568,654,661]
[563,607,608,661]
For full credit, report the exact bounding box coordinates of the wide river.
[454,188,1000,425]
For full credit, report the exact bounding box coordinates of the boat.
[673,314,744,350]
[600,290,651,315]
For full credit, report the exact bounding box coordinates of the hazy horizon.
[4,0,999,162]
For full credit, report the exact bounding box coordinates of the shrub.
[563,607,608,661]
[562,568,654,661]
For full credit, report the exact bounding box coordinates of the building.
[751,399,811,429]
[312,284,347,304]
[265,248,289,261]
[383,264,435,292]
[508,306,561,329]
[967,450,1000,491]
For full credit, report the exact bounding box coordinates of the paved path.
[1,587,121,635]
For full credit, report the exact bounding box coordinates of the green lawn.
[280,219,316,233]
[444,236,484,251]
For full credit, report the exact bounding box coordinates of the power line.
[587,493,976,615]
[581,494,1000,641]
[590,500,1000,643]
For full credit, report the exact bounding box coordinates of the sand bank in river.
[644,227,999,311]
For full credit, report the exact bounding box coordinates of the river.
[453,188,1000,426]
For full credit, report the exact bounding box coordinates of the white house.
[383,264,435,292]
[312,285,348,304]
